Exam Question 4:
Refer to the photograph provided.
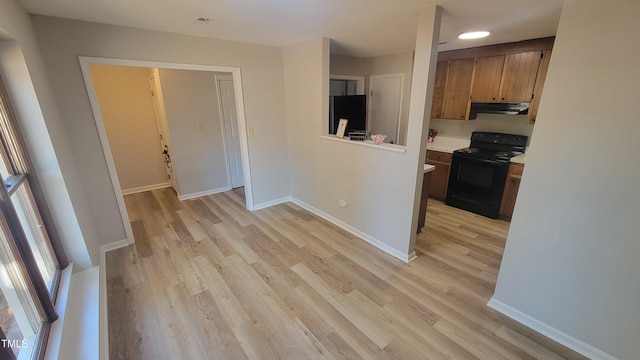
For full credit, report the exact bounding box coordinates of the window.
[329,79,359,96]
[0,74,68,359]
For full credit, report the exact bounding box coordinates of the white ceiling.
[19,0,563,58]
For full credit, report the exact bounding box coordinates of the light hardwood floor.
[107,187,586,359]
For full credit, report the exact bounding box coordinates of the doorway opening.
[79,57,254,245]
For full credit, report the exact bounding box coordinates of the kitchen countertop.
[510,153,526,164]
[424,164,435,173]
[426,136,469,153]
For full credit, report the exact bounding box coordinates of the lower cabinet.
[499,162,524,220]
[417,170,432,234]
[425,150,452,201]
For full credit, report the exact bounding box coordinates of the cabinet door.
[442,58,475,120]
[430,61,448,118]
[499,51,543,102]
[499,163,524,220]
[527,50,552,124]
[470,55,505,102]
[429,163,450,200]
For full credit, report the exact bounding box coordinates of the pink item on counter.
[371,134,387,145]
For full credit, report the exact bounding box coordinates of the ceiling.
[19,0,563,58]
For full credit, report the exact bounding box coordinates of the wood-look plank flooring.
[107,187,586,359]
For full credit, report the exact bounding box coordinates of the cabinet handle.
[502,97,505,100]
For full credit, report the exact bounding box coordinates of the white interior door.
[217,75,244,189]
[148,69,178,191]
[368,74,404,144]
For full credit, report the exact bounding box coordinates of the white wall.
[366,52,414,145]
[0,0,95,269]
[89,65,168,192]
[157,69,229,197]
[30,16,289,246]
[492,0,640,359]
[284,7,440,261]
[430,114,534,143]
[330,54,367,77]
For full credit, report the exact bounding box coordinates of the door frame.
[79,57,255,245]
[367,73,404,144]
[329,74,365,95]
[215,73,243,189]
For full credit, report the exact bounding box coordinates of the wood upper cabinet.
[527,50,552,124]
[430,37,554,121]
[430,61,448,118]
[425,150,452,201]
[470,55,505,102]
[499,51,543,102]
[442,58,475,120]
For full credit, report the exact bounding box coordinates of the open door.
[368,73,404,144]
[216,74,244,189]
[148,69,178,192]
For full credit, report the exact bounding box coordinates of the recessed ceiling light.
[458,31,491,40]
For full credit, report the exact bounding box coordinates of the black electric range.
[445,132,527,218]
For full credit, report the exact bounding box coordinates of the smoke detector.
[193,17,212,24]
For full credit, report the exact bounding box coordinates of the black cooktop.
[454,147,523,162]
[453,132,527,163]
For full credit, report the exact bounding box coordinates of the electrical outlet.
[339,200,348,209]
[458,124,464,132]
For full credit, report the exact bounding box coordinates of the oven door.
[445,155,509,218]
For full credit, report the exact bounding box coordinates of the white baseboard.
[101,239,133,251]
[253,196,291,211]
[121,182,170,195]
[406,251,418,262]
[487,297,617,360]
[289,197,413,263]
[177,186,231,201]
[99,249,108,360]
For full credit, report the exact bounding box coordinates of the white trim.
[99,250,108,360]
[320,135,407,154]
[487,297,617,360]
[252,196,291,211]
[290,197,413,263]
[368,73,404,144]
[121,182,170,195]
[177,186,231,201]
[78,57,255,235]
[329,74,365,95]
[229,69,255,210]
[100,239,130,254]
[406,251,417,262]
[98,240,130,360]
[78,58,135,247]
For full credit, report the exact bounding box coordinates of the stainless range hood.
[469,102,529,118]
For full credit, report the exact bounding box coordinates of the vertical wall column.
[406,6,442,254]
